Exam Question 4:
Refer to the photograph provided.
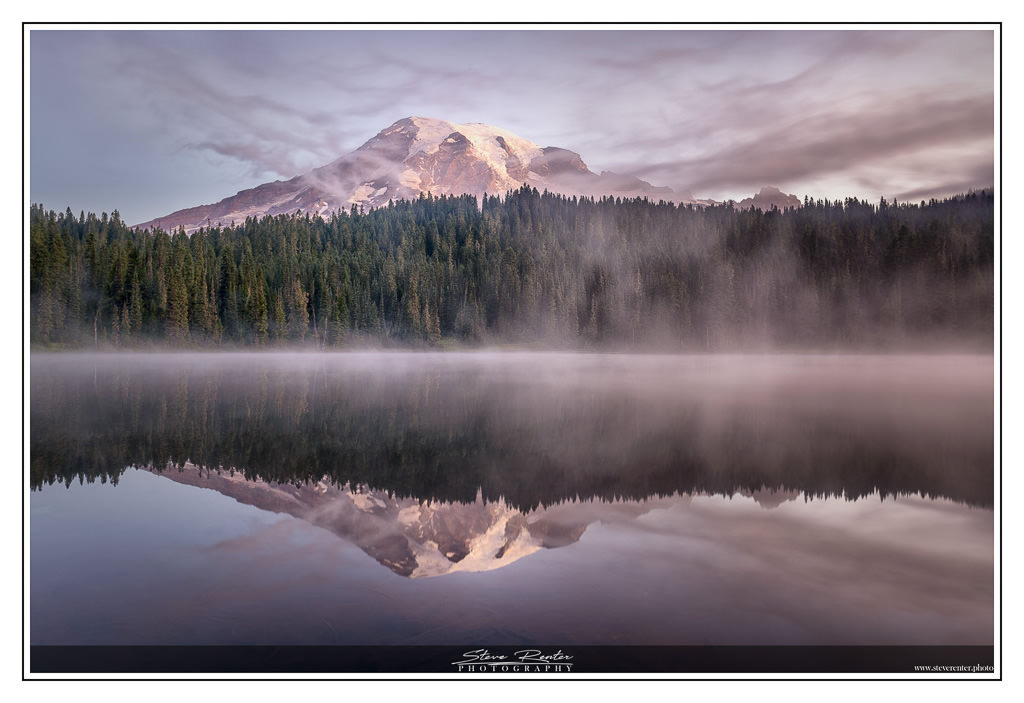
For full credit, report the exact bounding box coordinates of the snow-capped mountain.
[141,464,809,575]
[142,463,679,578]
[134,117,678,232]
[141,464,580,577]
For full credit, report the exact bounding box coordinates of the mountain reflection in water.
[136,464,989,588]
[30,468,993,645]
[29,352,994,646]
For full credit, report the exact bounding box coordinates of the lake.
[28,352,995,673]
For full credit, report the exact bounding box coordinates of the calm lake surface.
[30,352,994,646]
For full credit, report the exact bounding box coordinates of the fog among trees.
[30,186,993,350]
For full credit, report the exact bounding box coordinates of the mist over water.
[31,351,993,507]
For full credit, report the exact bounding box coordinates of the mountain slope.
[135,117,677,232]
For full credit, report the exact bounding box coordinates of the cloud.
[108,31,531,180]
[554,30,993,199]
[892,169,995,203]
[108,37,374,177]
[617,90,992,197]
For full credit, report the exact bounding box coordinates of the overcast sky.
[29,27,995,225]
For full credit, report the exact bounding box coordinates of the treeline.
[30,187,994,349]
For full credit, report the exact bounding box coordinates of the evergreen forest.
[30,186,994,350]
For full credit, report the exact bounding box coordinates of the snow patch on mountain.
[397,504,422,527]
[409,510,542,579]
[351,491,388,512]
[404,116,544,168]
[398,168,422,190]
[349,183,389,205]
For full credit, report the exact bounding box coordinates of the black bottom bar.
[30,645,995,676]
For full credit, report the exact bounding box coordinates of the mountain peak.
[735,186,802,211]
[135,117,685,232]
[138,118,808,232]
